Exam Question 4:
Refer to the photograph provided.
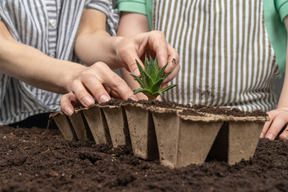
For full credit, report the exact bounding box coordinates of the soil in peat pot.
[1,102,288,192]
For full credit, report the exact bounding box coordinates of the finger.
[279,125,288,140]
[60,92,78,116]
[80,75,111,104]
[147,31,169,68]
[160,83,168,89]
[106,74,138,101]
[70,80,95,107]
[110,89,122,99]
[117,39,142,76]
[86,63,138,101]
[103,83,123,99]
[261,111,277,138]
[261,120,272,138]
[93,66,138,100]
[163,63,180,84]
[163,43,180,74]
[265,114,288,140]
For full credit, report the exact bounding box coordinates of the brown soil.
[1,125,288,192]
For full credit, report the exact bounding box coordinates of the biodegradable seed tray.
[50,100,269,168]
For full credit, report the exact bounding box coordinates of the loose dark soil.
[1,125,288,192]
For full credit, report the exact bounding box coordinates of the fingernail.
[260,133,264,138]
[83,96,94,106]
[133,68,140,76]
[64,107,74,116]
[99,95,109,103]
[129,96,138,101]
[266,133,274,140]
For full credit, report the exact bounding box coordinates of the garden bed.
[0,125,288,191]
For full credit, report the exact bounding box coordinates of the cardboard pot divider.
[124,102,158,160]
[81,105,112,145]
[206,115,268,165]
[68,108,93,141]
[228,120,264,164]
[151,107,222,168]
[50,112,76,141]
[51,101,269,168]
[100,104,130,148]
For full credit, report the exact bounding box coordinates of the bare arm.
[261,17,288,140]
[0,21,83,94]
[74,9,120,68]
[0,20,136,116]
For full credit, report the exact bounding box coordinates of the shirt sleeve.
[117,0,147,15]
[264,0,287,75]
[275,0,288,21]
[0,5,2,20]
[87,0,110,16]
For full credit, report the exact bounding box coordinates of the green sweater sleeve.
[275,0,288,21]
[117,0,153,30]
[264,0,287,75]
[117,0,147,15]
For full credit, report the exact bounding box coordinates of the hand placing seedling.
[130,56,177,100]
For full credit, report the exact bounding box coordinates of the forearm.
[75,30,122,68]
[74,9,124,68]
[0,25,83,94]
[118,12,150,36]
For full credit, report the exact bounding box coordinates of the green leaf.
[132,55,177,100]
[157,63,168,80]
[151,78,164,92]
[130,74,145,88]
[151,92,161,98]
[133,88,153,95]
[143,71,154,89]
[150,56,158,80]
[136,59,146,83]
[145,55,152,77]
[158,84,177,93]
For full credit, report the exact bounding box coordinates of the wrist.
[110,36,125,65]
[61,62,86,93]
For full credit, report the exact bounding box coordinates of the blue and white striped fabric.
[0,0,119,125]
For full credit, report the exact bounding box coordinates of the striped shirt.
[154,0,279,112]
[45,0,59,57]
[0,0,119,125]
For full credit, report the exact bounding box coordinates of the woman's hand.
[261,107,288,140]
[115,30,180,83]
[60,62,137,116]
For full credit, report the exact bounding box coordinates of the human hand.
[261,107,288,140]
[115,30,180,84]
[60,62,137,116]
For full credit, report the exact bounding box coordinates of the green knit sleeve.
[117,0,147,15]
[275,0,288,21]
[264,0,287,75]
[117,0,153,30]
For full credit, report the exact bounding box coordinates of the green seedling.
[130,56,177,100]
